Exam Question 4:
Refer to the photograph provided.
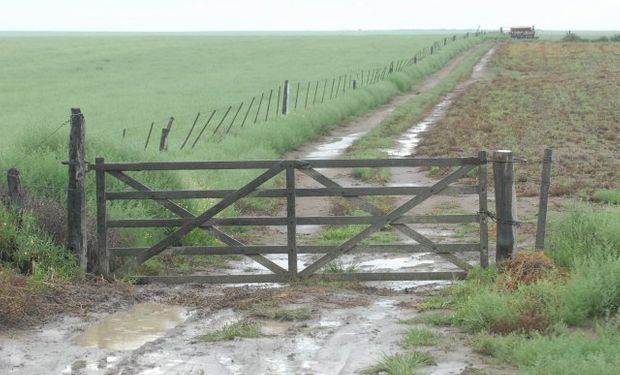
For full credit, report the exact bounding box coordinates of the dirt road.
[0,44,516,375]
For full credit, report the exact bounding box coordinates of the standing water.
[76,303,187,351]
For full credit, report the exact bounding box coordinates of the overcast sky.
[1,0,618,32]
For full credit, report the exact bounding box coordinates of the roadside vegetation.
[416,41,620,197]
[374,204,619,374]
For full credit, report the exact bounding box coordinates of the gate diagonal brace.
[297,164,476,276]
[108,165,288,275]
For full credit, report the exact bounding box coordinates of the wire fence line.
[139,31,484,150]
[26,32,487,153]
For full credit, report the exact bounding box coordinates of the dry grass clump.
[0,267,35,325]
[497,251,561,290]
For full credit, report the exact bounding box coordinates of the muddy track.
[0,44,519,375]
[230,44,498,279]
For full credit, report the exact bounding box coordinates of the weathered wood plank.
[106,186,477,200]
[133,274,290,285]
[67,108,87,270]
[313,272,467,282]
[107,214,480,228]
[131,272,467,284]
[90,157,482,171]
[286,163,297,278]
[94,158,109,275]
[110,243,481,257]
[493,150,516,261]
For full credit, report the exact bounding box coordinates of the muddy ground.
[1,44,523,375]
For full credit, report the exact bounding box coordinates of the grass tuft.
[400,327,436,347]
[362,351,435,375]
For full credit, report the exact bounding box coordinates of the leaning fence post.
[144,121,154,150]
[282,80,289,115]
[94,157,109,275]
[493,150,517,261]
[159,117,174,151]
[67,108,87,270]
[535,149,553,250]
[7,168,24,225]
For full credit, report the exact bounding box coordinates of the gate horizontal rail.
[94,154,489,283]
[90,157,483,172]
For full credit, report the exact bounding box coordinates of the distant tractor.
[510,26,537,39]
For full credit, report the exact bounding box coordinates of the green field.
[1,32,459,145]
[0,32,481,195]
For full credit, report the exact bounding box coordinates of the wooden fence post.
[535,149,553,250]
[282,80,289,115]
[159,117,174,151]
[478,151,489,268]
[94,157,109,275]
[493,150,517,261]
[67,108,87,270]
[7,168,23,224]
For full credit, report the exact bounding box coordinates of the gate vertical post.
[478,151,489,268]
[286,162,297,280]
[95,157,109,276]
[493,150,517,261]
[68,108,87,271]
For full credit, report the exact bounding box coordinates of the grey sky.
[1,0,618,31]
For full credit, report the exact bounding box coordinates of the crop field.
[1,32,458,145]
[416,41,620,196]
[0,32,479,196]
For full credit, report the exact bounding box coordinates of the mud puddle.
[76,303,188,351]
[386,47,496,158]
[306,132,365,159]
[100,296,416,374]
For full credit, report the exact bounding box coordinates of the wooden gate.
[92,152,489,283]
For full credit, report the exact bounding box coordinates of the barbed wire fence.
[118,32,487,151]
